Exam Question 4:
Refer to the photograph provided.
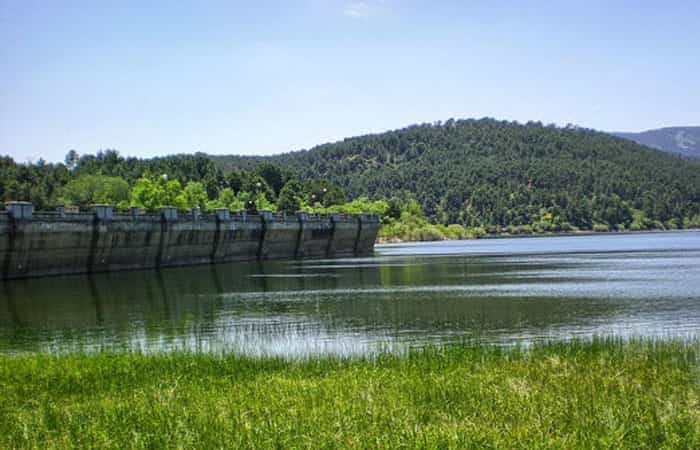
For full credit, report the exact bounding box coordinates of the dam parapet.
[0,202,381,280]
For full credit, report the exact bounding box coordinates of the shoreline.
[376,227,700,245]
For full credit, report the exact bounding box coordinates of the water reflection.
[1,231,699,356]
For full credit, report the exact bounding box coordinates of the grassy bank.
[1,340,699,449]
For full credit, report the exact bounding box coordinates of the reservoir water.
[1,231,699,357]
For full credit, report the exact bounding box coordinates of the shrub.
[593,223,610,232]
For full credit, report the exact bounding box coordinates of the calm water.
[1,231,699,357]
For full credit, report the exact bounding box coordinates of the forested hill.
[612,127,700,159]
[3,118,699,232]
[211,118,700,230]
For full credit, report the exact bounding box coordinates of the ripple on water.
[1,231,699,356]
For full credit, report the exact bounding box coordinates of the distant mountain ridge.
[612,127,700,159]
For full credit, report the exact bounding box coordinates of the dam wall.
[0,202,381,280]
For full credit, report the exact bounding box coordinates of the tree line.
[0,151,345,214]
[212,118,700,232]
[3,117,700,237]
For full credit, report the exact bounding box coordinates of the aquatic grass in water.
[3,232,700,355]
[0,338,698,448]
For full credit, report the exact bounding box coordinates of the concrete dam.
[0,202,381,280]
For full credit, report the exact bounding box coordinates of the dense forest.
[0,151,349,217]
[2,118,700,239]
[213,118,700,232]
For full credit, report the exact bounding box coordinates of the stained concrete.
[0,203,380,280]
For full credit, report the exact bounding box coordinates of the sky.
[1,0,699,163]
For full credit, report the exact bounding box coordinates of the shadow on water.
[1,231,700,356]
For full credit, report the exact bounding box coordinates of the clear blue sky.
[2,0,699,163]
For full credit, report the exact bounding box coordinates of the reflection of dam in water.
[0,248,653,356]
[1,261,389,355]
[0,202,380,279]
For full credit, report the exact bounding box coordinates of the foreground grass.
[1,340,699,449]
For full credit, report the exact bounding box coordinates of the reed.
[1,338,698,449]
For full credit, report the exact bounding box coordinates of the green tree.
[303,179,345,207]
[130,174,187,210]
[242,175,276,202]
[183,181,208,209]
[60,175,129,208]
[225,170,244,193]
[256,163,285,196]
[254,192,276,212]
[206,188,248,211]
[386,197,403,220]
[277,180,303,212]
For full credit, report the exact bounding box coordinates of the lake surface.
[1,231,699,357]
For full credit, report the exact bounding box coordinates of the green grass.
[1,339,699,449]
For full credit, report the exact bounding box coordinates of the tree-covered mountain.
[3,118,700,233]
[612,127,700,159]
[211,118,700,230]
